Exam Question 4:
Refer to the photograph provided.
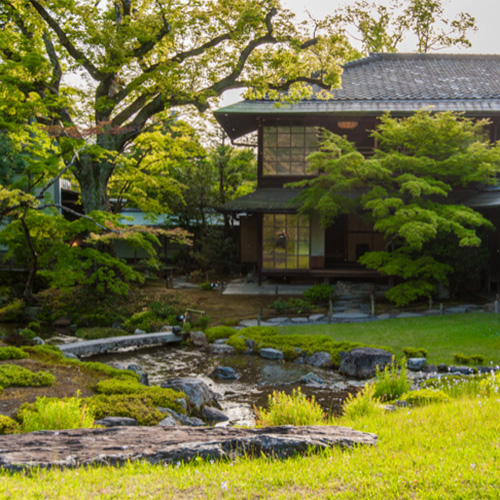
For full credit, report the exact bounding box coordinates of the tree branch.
[28,0,106,81]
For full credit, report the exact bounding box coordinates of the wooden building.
[214,53,500,287]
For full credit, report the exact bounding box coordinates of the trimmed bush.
[402,347,428,358]
[0,365,56,391]
[342,384,384,420]
[0,346,29,361]
[255,388,327,427]
[270,298,289,314]
[200,282,213,291]
[454,353,485,365]
[226,335,247,353]
[373,357,411,402]
[0,298,25,322]
[400,389,449,406]
[17,328,37,342]
[303,283,334,304]
[18,395,95,432]
[205,326,237,343]
[0,415,20,435]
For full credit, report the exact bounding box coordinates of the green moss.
[76,327,131,340]
[93,379,185,412]
[205,326,237,343]
[237,326,392,369]
[226,335,247,353]
[87,394,168,426]
[0,364,56,390]
[0,346,29,361]
[454,352,485,365]
[401,389,449,406]
[402,347,428,358]
[0,415,20,435]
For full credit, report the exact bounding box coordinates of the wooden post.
[219,281,223,295]
[439,303,443,315]
[496,294,499,314]
[328,297,333,324]
[257,308,263,326]
[275,285,278,296]
[369,286,375,316]
[428,295,433,310]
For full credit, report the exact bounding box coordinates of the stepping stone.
[268,317,288,324]
[290,317,309,323]
[394,312,422,319]
[239,320,273,327]
[309,314,325,322]
[260,347,284,360]
[332,312,370,320]
[445,305,478,314]
[376,314,391,320]
[422,309,441,316]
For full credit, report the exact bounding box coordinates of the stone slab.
[267,317,289,324]
[393,312,423,319]
[290,317,309,324]
[309,314,325,322]
[332,312,371,320]
[58,332,182,357]
[239,320,274,327]
[0,426,377,471]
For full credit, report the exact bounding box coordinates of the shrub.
[400,389,449,406]
[255,388,327,427]
[454,353,485,365]
[402,347,428,358]
[226,335,247,353]
[93,379,185,412]
[124,311,163,333]
[479,373,500,397]
[17,328,37,342]
[18,395,95,432]
[287,298,312,314]
[205,326,237,343]
[373,357,411,402]
[76,327,131,340]
[194,315,211,331]
[0,298,25,322]
[0,415,20,435]
[87,394,167,426]
[21,344,66,361]
[0,346,29,360]
[27,322,41,332]
[270,298,290,314]
[342,384,384,420]
[303,283,334,304]
[200,282,213,291]
[421,374,488,398]
[0,364,56,391]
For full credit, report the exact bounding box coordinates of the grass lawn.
[0,396,498,498]
[279,313,500,366]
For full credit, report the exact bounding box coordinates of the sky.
[221,0,500,106]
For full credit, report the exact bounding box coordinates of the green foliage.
[342,383,384,420]
[226,335,247,353]
[21,344,66,361]
[400,389,449,407]
[17,328,36,342]
[0,299,25,322]
[93,379,185,412]
[421,374,491,398]
[402,347,428,358]
[454,353,485,365]
[27,322,41,332]
[237,326,392,368]
[87,394,167,426]
[18,395,95,433]
[255,388,327,427]
[124,311,164,333]
[0,364,56,391]
[298,111,500,306]
[373,357,411,402]
[270,297,311,314]
[205,326,237,343]
[479,373,500,397]
[0,415,20,435]
[269,298,290,314]
[0,346,29,361]
[76,327,131,340]
[200,282,213,291]
[303,283,334,304]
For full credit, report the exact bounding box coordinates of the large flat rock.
[0,426,377,471]
[58,332,182,356]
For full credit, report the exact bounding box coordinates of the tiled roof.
[308,53,500,102]
[214,54,500,139]
[218,188,304,213]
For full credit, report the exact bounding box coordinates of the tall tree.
[296,111,500,306]
[336,0,477,54]
[0,0,349,214]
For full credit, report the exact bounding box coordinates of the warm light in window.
[337,121,359,129]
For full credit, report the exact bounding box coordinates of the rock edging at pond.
[0,425,377,471]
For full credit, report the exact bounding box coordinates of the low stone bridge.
[57,331,183,357]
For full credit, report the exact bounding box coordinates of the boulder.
[304,351,332,368]
[0,426,377,470]
[158,416,180,427]
[339,348,393,379]
[202,406,229,424]
[126,364,149,386]
[52,315,72,328]
[209,366,239,380]
[94,417,138,427]
[32,337,45,345]
[437,363,449,373]
[407,358,427,371]
[259,347,284,360]
[158,407,205,427]
[449,366,476,375]
[189,330,208,348]
[243,339,256,354]
[208,344,237,355]
[161,377,221,410]
[134,328,146,335]
[298,372,323,384]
